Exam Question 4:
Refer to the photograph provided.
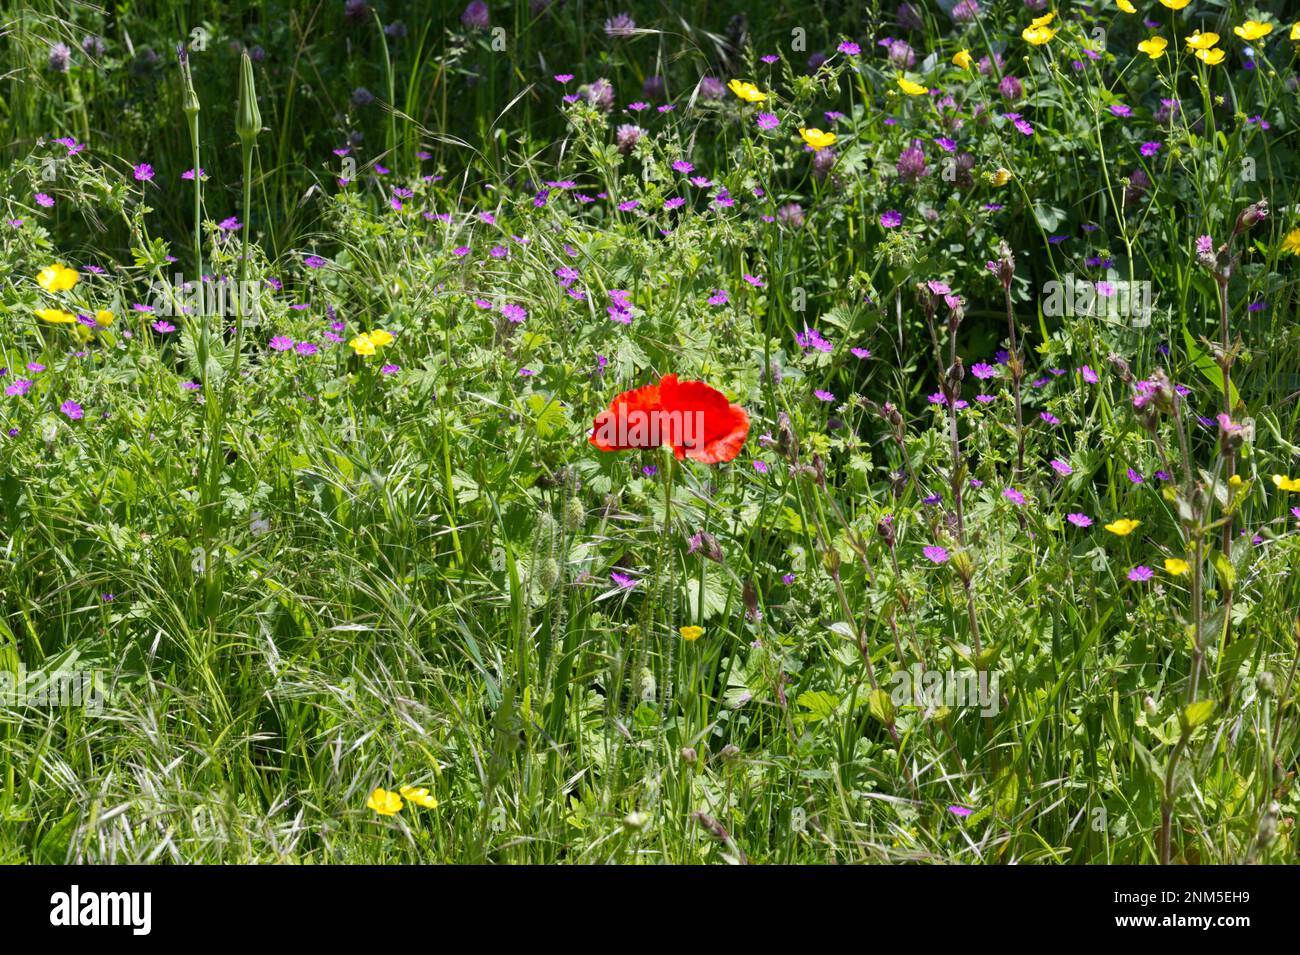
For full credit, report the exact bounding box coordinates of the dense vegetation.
[2,0,1299,863]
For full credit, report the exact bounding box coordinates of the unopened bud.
[236,50,262,144]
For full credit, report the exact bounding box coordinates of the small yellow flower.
[1164,558,1190,576]
[1137,36,1168,59]
[399,785,438,809]
[37,263,79,292]
[799,127,837,149]
[952,48,973,70]
[349,334,376,356]
[1105,518,1141,536]
[35,307,76,324]
[896,77,929,96]
[366,787,404,815]
[1283,229,1300,255]
[1117,0,1136,12]
[1233,21,1273,42]
[1185,31,1220,50]
[1273,474,1300,492]
[1292,23,1300,41]
[679,625,705,641]
[1022,26,1057,45]
[1158,0,1189,8]
[365,329,394,348]
[727,79,767,103]
[1228,474,1244,488]
[94,309,115,327]
[988,167,1012,187]
[1031,11,1056,28]
[1195,47,1226,65]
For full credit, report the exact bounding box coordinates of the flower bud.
[236,50,262,144]
[876,514,896,548]
[1233,199,1268,235]
[995,240,1015,289]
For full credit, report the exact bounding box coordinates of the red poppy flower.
[589,374,749,464]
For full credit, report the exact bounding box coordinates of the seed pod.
[563,496,585,530]
[536,556,560,591]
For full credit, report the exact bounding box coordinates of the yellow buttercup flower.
[989,167,1012,186]
[350,329,393,355]
[366,787,403,815]
[94,309,115,327]
[1273,474,1300,492]
[1117,0,1136,12]
[36,307,76,324]
[952,49,973,70]
[1137,36,1168,58]
[799,127,837,149]
[897,77,929,96]
[37,262,79,292]
[1233,21,1273,42]
[1022,26,1057,45]
[1031,12,1056,28]
[1282,229,1300,255]
[679,625,704,641]
[1158,0,1189,8]
[1164,558,1190,576]
[1185,32,1219,50]
[1195,47,1226,65]
[1292,23,1300,41]
[399,785,438,809]
[1105,518,1141,536]
[727,79,767,103]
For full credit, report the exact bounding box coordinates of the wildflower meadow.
[2,0,1300,871]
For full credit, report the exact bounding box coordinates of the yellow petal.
[399,785,438,809]
[1164,558,1190,576]
[1117,0,1136,12]
[1195,47,1225,65]
[1137,36,1168,59]
[1185,31,1220,50]
[1233,21,1273,42]
[679,625,704,641]
[952,49,973,70]
[897,77,929,96]
[1104,518,1140,536]
[799,127,837,149]
[366,787,404,815]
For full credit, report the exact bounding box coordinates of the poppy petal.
[589,382,663,450]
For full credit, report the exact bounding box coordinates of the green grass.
[1,1,1299,864]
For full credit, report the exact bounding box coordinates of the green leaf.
[796,690,839,723]
[1180,699,1216,733]
[1181,324,1239,408]
[867,688,895,726]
